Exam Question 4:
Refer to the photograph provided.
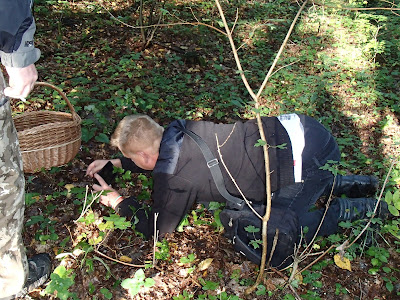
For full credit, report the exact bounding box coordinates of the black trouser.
[272,115,342,241]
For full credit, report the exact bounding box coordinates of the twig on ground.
[153,213,159,267]
[94,249,146,268]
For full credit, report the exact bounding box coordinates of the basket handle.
[33,82,77,115]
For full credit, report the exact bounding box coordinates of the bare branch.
[216,133,262,219]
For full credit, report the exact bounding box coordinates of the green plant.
[121,269,155,296]
[199,278,219,291]
[43,265,78,300]
[155,239,170,261]
[25,215,59,242]
[319,160,346,177]
[136,173,154,201]
[302,270,322,290]
[245,225,263,249]
[173,290,194,300]
[207,201,225,231]
[100,287,113,299]
[180,253,196,264]
[334,283,348,296]
[366,246,390,275]
[25,192,41,206]
[21,0,400,298]
[384,189,400,216]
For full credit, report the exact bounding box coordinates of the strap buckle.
[207,158,219,168]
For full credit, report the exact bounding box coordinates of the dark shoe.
[15,253,52,297]
[337,198,389,222]
[333,175,379,197]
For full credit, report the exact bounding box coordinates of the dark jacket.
[116,117,294,238]
[0,0,40,68]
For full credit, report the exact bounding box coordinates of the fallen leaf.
[294,270,304,285]
[119,255,133,263]
[198,258,213,271]
[334,254,352,271]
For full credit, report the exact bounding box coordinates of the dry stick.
[231,8,239,35]
[298,245,335,274]
[214,0,309,294]
[74,188,102,223]
[153,213,160,267]
[94,249,146,268]
[88,216,162,270]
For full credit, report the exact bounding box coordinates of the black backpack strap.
[180,127,244,210]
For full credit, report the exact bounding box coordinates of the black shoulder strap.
[180,127,244,210]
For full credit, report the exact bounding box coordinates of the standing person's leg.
[0,71,28,297]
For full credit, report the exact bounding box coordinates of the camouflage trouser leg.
[0,72,28,297]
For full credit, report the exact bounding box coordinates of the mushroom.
[64,184,75,198]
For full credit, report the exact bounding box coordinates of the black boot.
[15,253,52,298]
[337,198,389,222]
[333,175,379,198]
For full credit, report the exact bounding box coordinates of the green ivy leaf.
[202,280,219,291]
[275,143,287,149]
[104,214,131,230]
[95,133,110,143]
[144,278,156,288]
[208,201,223,211]
[100,288,113,299]
[254,139,267,147]
[249,239,262,249]
[245,225,260,233]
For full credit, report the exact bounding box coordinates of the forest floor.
[8,0,400,299]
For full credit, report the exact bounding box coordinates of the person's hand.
[86,160,110,177]
[4,64,38,99]
[93,173,124,209]
[86,159,122,177]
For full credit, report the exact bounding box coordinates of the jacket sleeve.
[151,172,197,237]
[0,0,41,67]
[119,157,151,174]
[115,172,197,239]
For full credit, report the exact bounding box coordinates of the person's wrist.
[110,158,122,168]
[111,195,123,209]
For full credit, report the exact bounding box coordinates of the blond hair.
[111,115,164,155]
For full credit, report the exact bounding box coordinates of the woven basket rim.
[16,115,81,134]
[13,110,74,119]
[20,137,81,153]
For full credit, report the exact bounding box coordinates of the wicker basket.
[13,82,81,173]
